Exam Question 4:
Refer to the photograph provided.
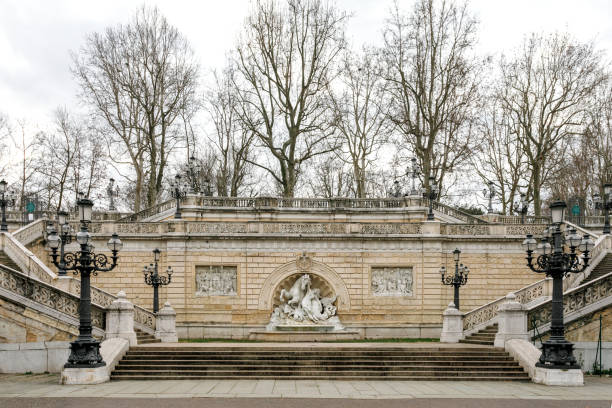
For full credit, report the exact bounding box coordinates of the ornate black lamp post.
[187,155,202,194]
[106,178,119,211]
[483,181,496,214]
[424,175,438,221]
[143,248,173,313]
[0,179,16,232]
[522,200,594,369]
[47,197,123,368]
[439,248,470,309]
[54,210,73,276]
[170,174,188,219]
[603,183,611,235]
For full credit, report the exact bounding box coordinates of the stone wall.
[0,297,77,343]
[25,214,545,339]
[565,304,612,343]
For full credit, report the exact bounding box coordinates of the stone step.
[0,250,21,272]
[126,348,507,354]
[459,339,494,345]
[113,341,526,381]
[122,353,509,360]
[118,359,518,365]
[113,370,527,378]
[111,374,529,381]
[135,328,161,344]
[114,365,525,372]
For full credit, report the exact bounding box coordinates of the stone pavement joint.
[0,374,611,404]
[0,398,610,408]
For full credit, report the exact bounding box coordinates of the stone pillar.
[440,302,463,343]
[105,291,137,346]
[494,293,529,348]
[155,302,178,342]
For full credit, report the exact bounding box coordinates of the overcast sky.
[1,0,611,129]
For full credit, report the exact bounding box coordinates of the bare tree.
[331,48,391,198]
[233,0,348,197]
[33,108,84,210]
[497,32,605,215]
[0,113,10,175]
[382,0,481,196]
[72,6,199,210]
[303,155,353,198]
[10,120,39,212]
[205,66,255,197]
[585,79,612,193]
[471,97,529,214]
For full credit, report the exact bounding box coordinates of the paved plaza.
[1,373,611,407]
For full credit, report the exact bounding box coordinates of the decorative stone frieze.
[188,223,248,234]
[371,266,413,296]
[195,265,237,296]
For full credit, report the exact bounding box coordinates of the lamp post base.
[64,339,105,368]
[536,339,580,370]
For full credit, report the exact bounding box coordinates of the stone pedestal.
[533,366,584,386]
[505,339,584,386]
[440,303,463,343]
[155,302,178,342]
[60,338,128,385]
[105,291,137,346]
[494,293,529,348]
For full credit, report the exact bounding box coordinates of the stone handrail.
[565,215,606,227]
[462,278,551,333]
[0,232,57,284]
[64,277,156,334]
[463,233,612,335]
[430,201,489,224]
[0,263,106,332]
[117,199,175,223]
[528,269,612,331]
[495,215,551,225]
[563,219,600,240]
[4,210,129,222]
[12,218,46,246]
[117,195,494,224]
[1,228,156,334]
[563,234,612,291]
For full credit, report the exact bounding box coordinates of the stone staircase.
[460,324,497,346]
[0,250,22,272]
[580,253,612,285]
[136,328,161,345]
[110,345,529,381]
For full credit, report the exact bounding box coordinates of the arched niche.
[258,259,351,312]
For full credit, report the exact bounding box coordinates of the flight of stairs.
[0,250,22,272]
[459,324,497,346]
[136,328,161,345]
[110,345,529,381]
[581,253,612,285]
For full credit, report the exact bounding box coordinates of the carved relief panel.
[195,265,237,296]
[371,266,413,296]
